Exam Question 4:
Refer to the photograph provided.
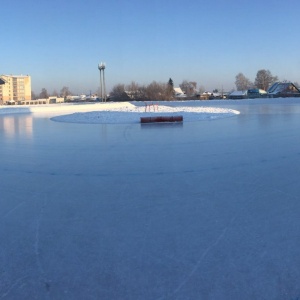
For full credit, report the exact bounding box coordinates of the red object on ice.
[140,116,183,123]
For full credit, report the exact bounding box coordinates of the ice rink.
[1,99,300,299]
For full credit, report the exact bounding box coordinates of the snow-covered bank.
[0,102,132,116]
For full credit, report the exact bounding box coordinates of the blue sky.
[2,0,300,95]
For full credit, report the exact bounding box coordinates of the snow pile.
[50,102,240,124]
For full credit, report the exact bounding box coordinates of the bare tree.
[145,81,170,100]
[39,88,49,99]
[110,84,130,101]
[126,81,146,101]
[235,73,253,90]
[179,80,197,97]
[254,69,278,91]
[60,86,72,98]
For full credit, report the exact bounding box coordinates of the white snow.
[51,104,240,124]
[0,101,240,124]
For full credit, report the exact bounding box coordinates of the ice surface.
[1,99,300,299]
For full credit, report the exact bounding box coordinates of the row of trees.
[235,69,279,91]
[110,79,176,101]
[31,86,72,100]
[32,79,206,101]
[110,79,205,101]
[32,70,298,101]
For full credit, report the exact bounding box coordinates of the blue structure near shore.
[247,88,268,98]
[228,89,267,99]
[228,90,248,99]
[228,82,300,99]
[268,82,300,98]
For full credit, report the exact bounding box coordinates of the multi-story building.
[0,74,31,104]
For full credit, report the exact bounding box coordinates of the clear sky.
[2,0,300,95]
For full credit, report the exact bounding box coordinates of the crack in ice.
[159,216,236,300]
[2,200,26,219]
[34,195,51,290]
[1,276,27,299]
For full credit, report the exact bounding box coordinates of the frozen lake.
[1,99,300,299]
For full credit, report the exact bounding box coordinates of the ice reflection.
[0,115,33,138]
[140,122,183,129]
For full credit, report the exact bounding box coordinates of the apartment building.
[0,74,31,104]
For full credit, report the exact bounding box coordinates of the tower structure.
[98,62,106,102]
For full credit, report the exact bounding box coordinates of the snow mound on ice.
[50,103,240,124]
[0,101,240,124]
